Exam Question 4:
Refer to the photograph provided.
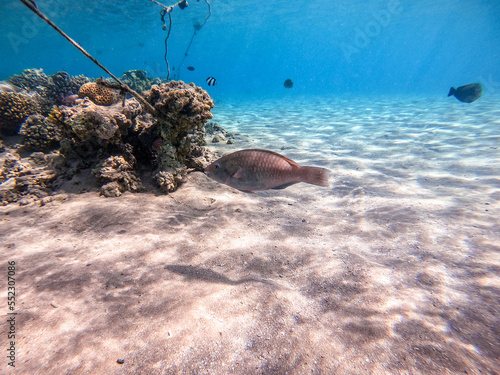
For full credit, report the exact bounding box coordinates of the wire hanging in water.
[174,0,211,79]
[148,0,211,81]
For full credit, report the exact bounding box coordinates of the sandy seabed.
[1,95,499,374]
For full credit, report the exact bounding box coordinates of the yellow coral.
[77,82,119,106]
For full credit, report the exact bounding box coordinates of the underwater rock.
[0,91,41,136]
[77,82,120,106]
[205,121,234,145]
[19,114,59,151]
[92,155,143,197]
[0,150,58,205]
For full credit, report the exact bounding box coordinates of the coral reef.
[0,92,40,136]
[0,81,21,93]
[9,68,50,90]
[8,69,90,115]
[120,69,165,93]
[47,98,136,161]
[92,155,143,197]
[0,151,58,206]
[143,80,214,191]
[77,82,120,106]
[19,114,59,151]
[1,70,219,203]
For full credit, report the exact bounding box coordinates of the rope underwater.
[18,0,158,117]
[149,0,212,80]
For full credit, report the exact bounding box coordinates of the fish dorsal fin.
[245,149,301,169]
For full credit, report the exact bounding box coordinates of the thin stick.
[18,0,158,116]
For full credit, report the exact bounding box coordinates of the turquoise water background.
[1,0,500,100]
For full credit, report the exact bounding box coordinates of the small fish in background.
[206,76,217,86]
[187,66,195,71]
[448,83,482,103]
[283,78,293,89]
[205,149,330,192]
[60,94,79,106]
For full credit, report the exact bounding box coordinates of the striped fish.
[206,77,217,86]
[205,149,330,192]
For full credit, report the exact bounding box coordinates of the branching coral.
[0,92,40,135]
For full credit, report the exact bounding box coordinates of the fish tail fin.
[448,87,455,97]
[300,166,330,187]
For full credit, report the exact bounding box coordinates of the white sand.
[1,95,499,374]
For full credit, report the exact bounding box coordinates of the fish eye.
[214,163,220,170]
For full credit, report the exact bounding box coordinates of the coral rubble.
[0,151,58,206]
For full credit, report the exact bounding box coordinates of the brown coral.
[78,82,120,106]
[49,98,133,144]
[92,155,143,197]
[19,114,59,151]
[144,81,214,141]
[0,92,40,135]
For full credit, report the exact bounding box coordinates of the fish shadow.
[163,264,277,287]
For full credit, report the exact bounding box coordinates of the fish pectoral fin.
[272,182,297,190]
[240,189,255,193]
[231,167,246,180]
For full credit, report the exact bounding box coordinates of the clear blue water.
[1,2,500,373]
[1,0,500,99]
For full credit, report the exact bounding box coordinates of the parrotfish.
[448,83,482,103]
[205,149,330,192]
